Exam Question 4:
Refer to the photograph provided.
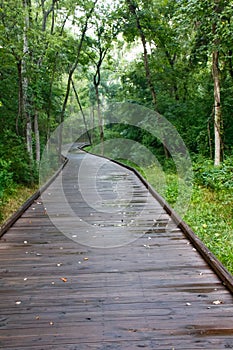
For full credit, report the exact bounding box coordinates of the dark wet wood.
[0,151,232,349]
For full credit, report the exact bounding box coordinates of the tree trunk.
[17,61,23,135]
[212,50,222,166]
[71,79,92,145]
[126,0,169,158]
[126,0,156,106]
[212,0,223,166]
[91,106,95,144]
[34,111,40,164]
[26,119,33,157]
[93,56,105,153]
[22,0,33,160]
[58,0,97,161]
[94,84,104,154]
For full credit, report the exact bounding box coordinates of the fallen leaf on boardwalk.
[60,277,67,282]
[128,328,137,333]
[213,300,223,305]
[83,257,89,261]
[143,244,150,249]
[35,316,40,320]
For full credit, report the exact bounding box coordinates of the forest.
[0,0,232,271]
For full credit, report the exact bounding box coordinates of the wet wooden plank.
[0,151,232,349]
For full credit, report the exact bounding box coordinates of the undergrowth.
[0,185,37,226]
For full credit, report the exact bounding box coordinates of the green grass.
[0,185,37,226]
[144,164,233,274]
[184,185,233,273]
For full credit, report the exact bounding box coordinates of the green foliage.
[184,185,233,274]
[193,156,233,190]
[0,159,15,202]
[0,131,38,185]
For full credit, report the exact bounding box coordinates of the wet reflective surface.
[42,151,166,248]
[0,150,232,349]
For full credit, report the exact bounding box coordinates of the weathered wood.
[0,151,232,349]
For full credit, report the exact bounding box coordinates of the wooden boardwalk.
[0,151,232,349]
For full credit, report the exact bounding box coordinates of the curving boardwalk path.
[0,151,232,349]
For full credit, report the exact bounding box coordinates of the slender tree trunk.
[126,0,156,106]
[126,0,169,158]
[71,79,92,145]
[94,84,104,154]
[212,0,223,166]
[17,61,23,135]
[22,0,33,160]
[212,50,222,166]
[207,116,213,159]
[93,57,105,153]
[42,0,57,32]
[34,111,40,164]
[58,0,97,161]
[91,106,95,143]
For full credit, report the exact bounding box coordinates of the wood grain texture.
[0,151,232,349]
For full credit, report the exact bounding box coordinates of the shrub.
[193,156,233,190]
[0,131,38,186]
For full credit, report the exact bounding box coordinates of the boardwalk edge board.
[83,148,233,295]
[0,158,68,238]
